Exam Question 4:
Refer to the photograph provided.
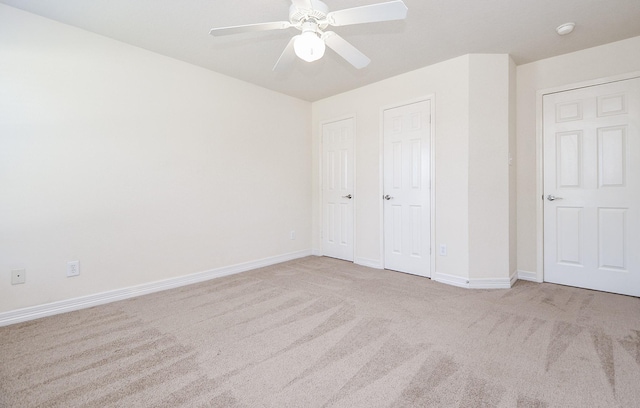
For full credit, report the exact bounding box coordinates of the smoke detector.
[556,22,575,36]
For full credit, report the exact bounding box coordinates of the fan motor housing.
[289,0,329,26]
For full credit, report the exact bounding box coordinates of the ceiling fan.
[209,0,408,71]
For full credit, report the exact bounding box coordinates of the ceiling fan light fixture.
[294,30,325,62]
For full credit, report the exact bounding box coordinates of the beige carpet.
[1,256,640,407]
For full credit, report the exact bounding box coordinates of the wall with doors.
[516,35,640,282]
[0,5,312,314]
[312,55,470,278]
[312,53,516,285]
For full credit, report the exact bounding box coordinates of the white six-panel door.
[322,118,354,261]
[543,77,640,297]
[383,101,431,277]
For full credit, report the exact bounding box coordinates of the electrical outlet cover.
[67,260,80,277]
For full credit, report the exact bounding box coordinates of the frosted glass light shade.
[294,31,325,62]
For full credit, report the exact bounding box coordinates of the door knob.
[384,195,393,200]
[342,194,352,199]
[547,195,563,201]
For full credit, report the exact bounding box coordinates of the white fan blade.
[291,0,313,10]
[326,0,408,27]
[323,32,371,69]
[210,21,292,37]
[273,36,298,71]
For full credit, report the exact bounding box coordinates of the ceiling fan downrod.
[289,0,329,28]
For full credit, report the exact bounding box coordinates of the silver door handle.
[342,194,352,199]
[547,195,563,201]
[384,195,393,200]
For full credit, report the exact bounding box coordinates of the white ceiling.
[2,0,640,101]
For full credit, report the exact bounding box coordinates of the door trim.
[319,114,356,261]
[535,71,640,283]
[379,95,436,276]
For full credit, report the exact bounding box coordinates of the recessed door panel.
[340,148,349,190]
[598,126,626,187]
[410,205,422,257]
[557,131,582,188]
[556,207,583,266]
[327,151,336,190]
[393,142,402,189]
[411,139,421,189]
[598,93,627,117]
[391,205,402,254]
[327,203,336,243]
[556,101,583,122]
[339,203,349,245]
[598,208,627,270]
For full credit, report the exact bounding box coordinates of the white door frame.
[535,71,640,283]
[319,114,356,261]
[379,95,436,275]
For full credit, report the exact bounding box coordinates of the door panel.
[383,101,431,277]
[543,77,640,296]
[322,118,354,261]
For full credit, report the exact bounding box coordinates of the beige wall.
[467,54,515,280]
[312,54,515,283]
[0,5,312,313]
[516,36,640,280]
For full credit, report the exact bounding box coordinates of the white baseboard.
[433,272,470,288]
[433,271,515,289]
[0,249,312,327]
[517,269,541,283]
[311,248,322,256]
[469,278,511,289]
[469,276,514,289]
[510,269,518,286]
[354,257,383,269]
